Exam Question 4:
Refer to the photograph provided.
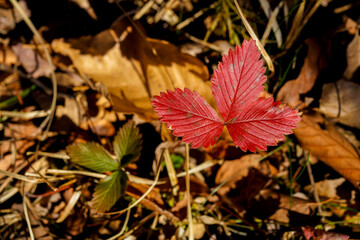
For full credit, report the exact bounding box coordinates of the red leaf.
[211,39,267,122]
[226,98,302,152]
[151,39,302,151]
[151,88,223,148]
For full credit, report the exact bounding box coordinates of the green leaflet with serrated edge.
[113,121,142,167]
[92,170,128,212]
[67,142,118,173]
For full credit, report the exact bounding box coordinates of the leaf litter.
[1,1,360,239]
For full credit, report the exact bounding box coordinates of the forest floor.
[0,0,360,239]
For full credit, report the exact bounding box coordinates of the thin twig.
[22,184,35,240]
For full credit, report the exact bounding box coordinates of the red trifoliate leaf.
[151,88,223,148]
[226,98,302,152]
[152,39,302,151]
[211,39,267,122]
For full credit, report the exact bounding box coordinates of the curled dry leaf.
[277,39,326,108]
[293,113,360,189]
[319,79,360,129]
[51,18,212,118]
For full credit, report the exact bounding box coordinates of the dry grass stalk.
[233,0,275,75]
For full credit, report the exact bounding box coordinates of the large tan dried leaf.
[293,113,360,189]
[51,19,212,118]
[277,39,326,107]
[319,79,360,129]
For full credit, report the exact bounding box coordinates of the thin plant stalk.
[185,143,194,240]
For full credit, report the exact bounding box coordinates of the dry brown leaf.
[343,31,360,81]
[277,39,326,107]
[215,154,261,196]
[51,19,212,118]
[304,178,346,199]
[293,113,360,189]
[12,43,53,78]
[319,79,360,129]
[256,190,316,223]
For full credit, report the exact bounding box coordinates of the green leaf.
[67,142,118,173]
[92,170,128,212]
[113,121,142,167]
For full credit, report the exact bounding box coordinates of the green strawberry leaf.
[67,142,118,173]
[113,121,142,167]
[92,170,128,212]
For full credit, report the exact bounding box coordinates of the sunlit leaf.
[211,39,267,122]
[152,88,223,148]
[113,121,142,167]
[92,170,128,212]
[67,142,118,173]
[151,39,301,151]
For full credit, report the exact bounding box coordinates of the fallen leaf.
[277,39,326,107]
[293,113,360,189]
[12,43,53,78]
[51,18,211,117]
[302,227,349,240]
[88,118,115,137]
[253,190,316,224]
[304,178,346,199]
[215,154,261,196]
[343,31,360,81]
[319,79,360,129]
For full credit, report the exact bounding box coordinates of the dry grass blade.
[47,169,106,179]
[163,148,179,196]
[27,151,70,160]
[0,169,38,183]
[234,2,274,74]
[56,186,82,223]
[259,0,284,48]
[23,191,35,240]
[285,0,322,50]
[233,0,274,75]
[0,110,50,119]
[260,1,283,47]
[177,2,217,30]
[106,205,131,240]
[284,0,305,49]
[133,0,154,20]
[0,187,18,204]
[9,0,57,140]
